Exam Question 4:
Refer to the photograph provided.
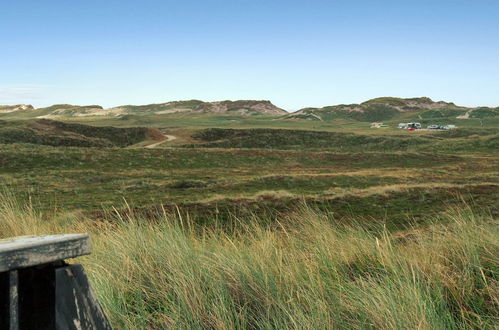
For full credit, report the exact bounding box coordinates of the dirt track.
[144,135,177,148]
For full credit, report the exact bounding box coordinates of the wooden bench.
[0,234,112,330]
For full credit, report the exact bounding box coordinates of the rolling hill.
[285,97,499,122]
[0,100,287,119]
[189,127,499,152]
[1,97,498,125]
[0,119,162,147]
[0,104,34,113]
[113,100,287,116]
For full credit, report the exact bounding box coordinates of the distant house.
[399,122,421,129]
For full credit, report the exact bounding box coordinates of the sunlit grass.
[1,192,497,329]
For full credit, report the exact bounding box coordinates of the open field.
[22,112,499,133]
[1,140,498,225]
[0,106,498,328]
[1,119,498,229]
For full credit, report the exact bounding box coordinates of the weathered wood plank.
[0,271,20,330]
[9,271,19,330]
[56,264,112,330]
[0,234,91,272]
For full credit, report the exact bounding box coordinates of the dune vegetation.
[0,119,161,147]
[1,191,497,329]
[1,97,498,328]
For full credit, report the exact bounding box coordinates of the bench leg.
[55,264,112,330]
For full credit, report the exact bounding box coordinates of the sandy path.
[144,134,177,149]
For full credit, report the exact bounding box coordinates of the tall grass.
[0,192,497,329]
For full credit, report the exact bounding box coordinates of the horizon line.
[2,95,499,113]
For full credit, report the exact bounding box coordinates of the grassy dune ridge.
[190,128,499,153]
[1,192,497,329]
[0,119,161,147]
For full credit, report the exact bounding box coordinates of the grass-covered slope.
[190,127,499,153]
[191,128,432,151]
[0,104,34,113]
[116,100,287,115]
[0,104,106,119]
[0,119,160,147]
[0,100,287,119]
[287,97,499,122]
[1,98,497,130]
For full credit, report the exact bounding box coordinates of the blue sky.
[1,0,498,110]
